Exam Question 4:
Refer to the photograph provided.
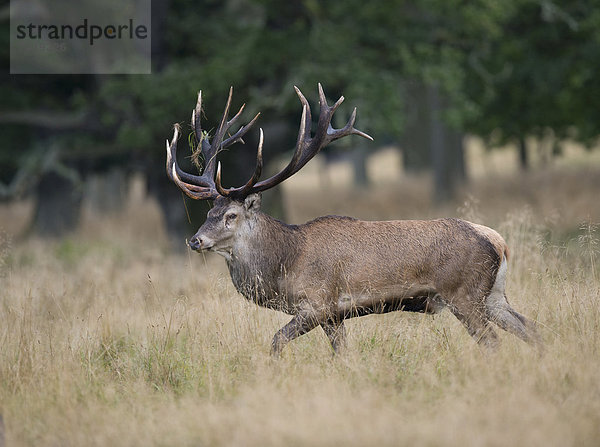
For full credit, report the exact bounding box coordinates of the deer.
[166,84,542,356]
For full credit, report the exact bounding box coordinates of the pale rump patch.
[484,258,541,348]
[492,257,508,295]
[485,258,508,316]
[468,221,509,262]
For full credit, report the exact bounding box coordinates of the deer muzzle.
[188,235,214,251]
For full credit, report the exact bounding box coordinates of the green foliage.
[54,239,91,266]
[463,0,600,147]
[2,0,600,191]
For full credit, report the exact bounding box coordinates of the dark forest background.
[1,0,599,243]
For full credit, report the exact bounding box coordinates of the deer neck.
[226,212,302,305]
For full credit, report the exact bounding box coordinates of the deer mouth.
[188,237,214,252]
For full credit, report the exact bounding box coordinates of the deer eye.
[225,213,237,222]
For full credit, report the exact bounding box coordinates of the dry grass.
[1,160,599,446]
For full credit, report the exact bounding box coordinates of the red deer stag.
[166,84,541,356]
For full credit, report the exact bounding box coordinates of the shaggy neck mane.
[227,212,303,304]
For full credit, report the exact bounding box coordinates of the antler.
[216,83,373,199]
[165,87,260,200]
[166,84,372,201]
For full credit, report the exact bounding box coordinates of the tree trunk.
[147,171,208,250]
[518,136,529,170]
[427,84,454,204]
[425,83,466,203]
[32,172,82,237]
[449,127,467,184]
[400,81,431,172]
[85,168,127,216]
[351,145,369,187]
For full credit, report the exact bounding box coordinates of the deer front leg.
[271,312,320,357]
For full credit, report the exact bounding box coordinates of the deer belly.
[336,284,441,316]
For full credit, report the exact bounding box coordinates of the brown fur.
[189,194,540,355]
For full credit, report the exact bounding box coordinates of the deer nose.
[189,235,214,251]
[188,236,201,251]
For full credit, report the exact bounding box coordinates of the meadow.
[1,146,599,446]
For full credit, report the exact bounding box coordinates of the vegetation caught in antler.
[166,87,260,201]
[167,84,372,202]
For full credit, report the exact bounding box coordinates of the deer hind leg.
[321,318,347,353]
[271,312,320,357]
[447,299,499,348]
[485,259,542,348]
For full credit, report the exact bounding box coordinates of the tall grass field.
[1,158,599,446]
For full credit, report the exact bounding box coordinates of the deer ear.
[243,193,261,212]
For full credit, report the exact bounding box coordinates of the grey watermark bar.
[10,0,151,74]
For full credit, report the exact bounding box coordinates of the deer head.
[186,194,261,258]
[166,84,373,253]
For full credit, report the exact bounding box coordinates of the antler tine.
[316,84,372,142]
[248,84,372,194]
[317,82,328,108]
[191,91,204,144]
[165,124,179,182]
[227,102,246,129]
[212,86,234,149]
[191,91,214,169]
[317,82,345,115]
[205,87,259,174]
[202,87,251,180]
[221,111,261,148]
[276,86,313,176]
[216,128,264,198]
[187,91,219,187]
[294,86,312,140]
[167,124,197,184]
[312,83,343,149]
[234,102,307,195]
[235,128,264,195]
[166,123,212,186]
[325,107,374,144]
[169,163,217,200]
[346,107,373,140]
[166,125,218,200]
[215,162,225,196]
[286,88,315,173]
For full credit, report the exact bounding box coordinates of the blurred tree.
[2,0,600,240]
[0,70,106,235]
[462,0,600,168]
